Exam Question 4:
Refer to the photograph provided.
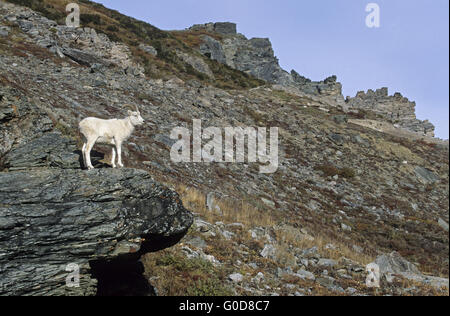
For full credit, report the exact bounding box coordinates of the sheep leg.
[85,139,97,170]
[81,143,87,169]
[111,146,117,168]
[116,143,124,168]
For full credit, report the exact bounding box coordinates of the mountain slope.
[0,0,448,296]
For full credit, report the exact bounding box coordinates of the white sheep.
[79,106,144,170]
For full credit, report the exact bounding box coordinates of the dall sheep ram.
[79,105,144,170]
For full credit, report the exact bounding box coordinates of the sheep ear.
[128,110,133,116]
[135,105,140,114]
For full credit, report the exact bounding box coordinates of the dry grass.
[175,184,374,266]
[274,227,374,265]
[176,184,276,228]
[142,249,234,296]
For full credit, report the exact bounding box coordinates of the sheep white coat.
[79,109,144,170]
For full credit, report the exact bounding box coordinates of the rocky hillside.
[0,0,448,296]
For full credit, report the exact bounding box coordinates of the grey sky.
[98,0,449,139]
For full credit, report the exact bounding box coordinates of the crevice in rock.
[89,232,188,296]
[90,256,156,297]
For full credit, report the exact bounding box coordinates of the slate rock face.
[196,26,294,86]
[189,22,237,35]
[0,168,193,295]
[374,252,449,290]
[291,71,343,98]
[3,132,80,170]
[61,47,110,67]
[193,22,346,109]
[375,251,421,276]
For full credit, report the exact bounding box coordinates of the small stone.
[261,198,275,208]
[341,223,352,232]
[438,218,449,232]
[346,287,358,295]
[0,26,10,37]
[228,273,244,283]
[296,269,315,281]
[138,44,158,56]
[316,276,336,288]
[317,259,337,268]
[185,236,207,249]
[302,247,318,258]
[299,258,309,268]
[221,230,235,240]
[260,244,276,259]
[325,244,336,250]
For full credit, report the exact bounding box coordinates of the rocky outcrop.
[345,88,435,137]
[176,50,214,78]
[0,1,143,75]
[192,22,437,133]
[2,132,80,170]
[0,82,193,296]
[374,252,449,290]
[0,168,193,296]
[189,22,237,35]
[291,71,343,98]
[193,22,347,109]
[199,31,294,86]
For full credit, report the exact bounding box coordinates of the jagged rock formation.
[191,22,437,137]
[197,28,294,86]
[189,22,237,35]
[345,88,435,137]
[192,22,342,97]
[374,252,449,289]
[291,71,343,99]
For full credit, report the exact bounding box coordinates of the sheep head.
[125,104,145,126]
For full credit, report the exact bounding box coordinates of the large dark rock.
[61,47,110,67]
[213,22,237,35]
[0,87,54,159]
[3,132,80,170]
[0,168,193,296]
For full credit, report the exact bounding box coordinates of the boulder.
[3,132,80,170]
[438,218,449,232]
[213,22,237,35]
[0,168,193,295]
[0,26,10,37]
[375,251,421,276]
[61,47,110,67]
[414,167,439,184]
[371,252,449,290]
[138,44,158,56]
